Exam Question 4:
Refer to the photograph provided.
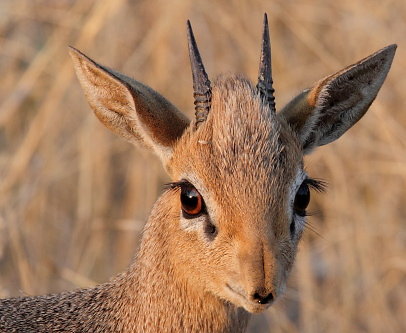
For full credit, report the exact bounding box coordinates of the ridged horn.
[186,20,212,128]
[257,13,276,112]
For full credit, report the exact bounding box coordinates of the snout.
[224,238,281,313]
[225,282,276,313]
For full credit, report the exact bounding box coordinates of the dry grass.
[0,0,405,332]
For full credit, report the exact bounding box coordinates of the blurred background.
[0,0,405,332]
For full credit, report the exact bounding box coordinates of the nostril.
[252,292,274,304]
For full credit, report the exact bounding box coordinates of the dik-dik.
[0,15,396,332]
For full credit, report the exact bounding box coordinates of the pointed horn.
[257,13,276,112]
[186,20,212,129]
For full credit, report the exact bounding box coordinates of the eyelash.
[303,177,327,193]
[165,179,327,193]
[164,180,193,191]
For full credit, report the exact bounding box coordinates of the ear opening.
[279,44,396,154]
[69,47,190,164]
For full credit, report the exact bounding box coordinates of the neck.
[109,196,251,332]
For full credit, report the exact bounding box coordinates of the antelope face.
[167,76,309,313]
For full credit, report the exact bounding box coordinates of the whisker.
[304,221,324,239]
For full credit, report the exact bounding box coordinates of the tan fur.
[0,32,396,332]
[168,76,302,314]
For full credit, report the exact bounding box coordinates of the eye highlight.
[180,185,204,217]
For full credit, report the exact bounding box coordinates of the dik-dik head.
[69,15,396,313]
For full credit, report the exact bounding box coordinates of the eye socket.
[180,185,204,217]
[294,181,310,216]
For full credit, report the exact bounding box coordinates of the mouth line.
[226,283,246,299]
[225,283,275,311]
[226,284,269,307]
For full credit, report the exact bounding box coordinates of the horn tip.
[263,13,269,28]
[186,20,192,37]
[263,13,269,33]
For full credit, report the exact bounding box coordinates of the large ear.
[69,47,190,164]
[279,44,396,154]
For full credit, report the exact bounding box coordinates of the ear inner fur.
[279,44,396,153]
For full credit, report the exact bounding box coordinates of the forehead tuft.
[202,75,300,175]
[171,75,302,212]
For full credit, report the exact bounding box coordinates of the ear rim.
[280,44,397,154]
[68,46,142,145]
[69,46,190,164]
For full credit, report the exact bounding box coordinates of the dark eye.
[294,181,310,216]
[180,185,204,217]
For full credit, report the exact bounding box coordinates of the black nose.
[252,291,274,304]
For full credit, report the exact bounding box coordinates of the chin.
[241,301,272,314]
[221,286,277,314]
